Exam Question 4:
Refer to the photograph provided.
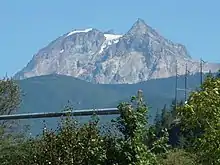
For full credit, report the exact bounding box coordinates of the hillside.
[17,73,204,135]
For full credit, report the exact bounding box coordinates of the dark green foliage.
[0,138,35,165]
[152,101,179,147]
[1,71,220,164]
[0,77,30,164]
[159,149,199,165]
[0,76,23,134]
[0,91,171,165]
[177,73,220,164]
[31,116,106,165]
[0,76,23,136]
[112,91,157,165]
[217,69,220,77]
[0,77,21,116]
[111,91,170,164]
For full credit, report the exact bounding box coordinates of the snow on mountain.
[14,19,220,84]
[99,34,122,53]
[66,28,93,37]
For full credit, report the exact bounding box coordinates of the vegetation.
[0,76,22,134]
[0,90,168,165]
[0,76,21,116]
[0,76,28,164]
[177,72,220,164]
[0,71,219,164]
[158,149,198,165]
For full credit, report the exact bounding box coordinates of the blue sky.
[0,0,219,77]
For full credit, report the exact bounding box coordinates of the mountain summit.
[127,18,153,36]
[14,19,220,84]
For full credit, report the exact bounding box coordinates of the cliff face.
[14,19,220,84]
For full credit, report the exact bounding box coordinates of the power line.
[0,108,119,121]
[184,63,187,102]
[200,58,207,86]
[175,62,191,104]
[175,61,177,108]
[184,63,190,102]
[175,60,179,109]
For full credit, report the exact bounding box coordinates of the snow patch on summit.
[66,28,93,37]
[104,34,122,40]
[99,34,122,53]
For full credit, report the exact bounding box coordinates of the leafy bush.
[0,90,171,165]
[4,80,220,165]
[30,115,106,165]
[177,74,220,164]
[159,149,198,165]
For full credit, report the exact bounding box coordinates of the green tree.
[217,69,220,78]
[177,74,220,164]
[113,90,157,165]
[112,90,170,165]
[0,77,27,165]
[152,101,182,148]
[0,76,22,136]
[18,113,106,165]
[0,90,171,164]
[0,76,22,138]
[0,76,21,116]
[154,109,161,134]
[159,149,199,165]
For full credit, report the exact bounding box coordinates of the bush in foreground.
[158,149,198,165]
[0,91,171,165]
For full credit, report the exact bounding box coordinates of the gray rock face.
[14,19,220,84]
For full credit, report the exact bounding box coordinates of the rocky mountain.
[14,18,220,84]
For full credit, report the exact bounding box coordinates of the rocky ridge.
[14,19,220,84]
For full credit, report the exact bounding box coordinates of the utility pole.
[200,58,206,86]
[175,60,178,110]
[184,63,191,103]
[184,63,187,103]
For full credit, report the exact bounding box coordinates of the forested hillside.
[16,73,203,134]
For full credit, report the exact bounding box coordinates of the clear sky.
[0,0,219,77]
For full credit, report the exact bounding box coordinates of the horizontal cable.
[0,108,119,120]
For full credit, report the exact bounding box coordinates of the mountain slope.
[17,73,204,117]
[14,18,220,84]
[17,73,206,135]
[18,74,129,113]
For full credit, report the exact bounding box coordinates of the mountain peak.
[127,18,154,36]
[14,19,220,84]
[135,18,147,26]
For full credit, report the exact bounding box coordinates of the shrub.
[159,149,198,165]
